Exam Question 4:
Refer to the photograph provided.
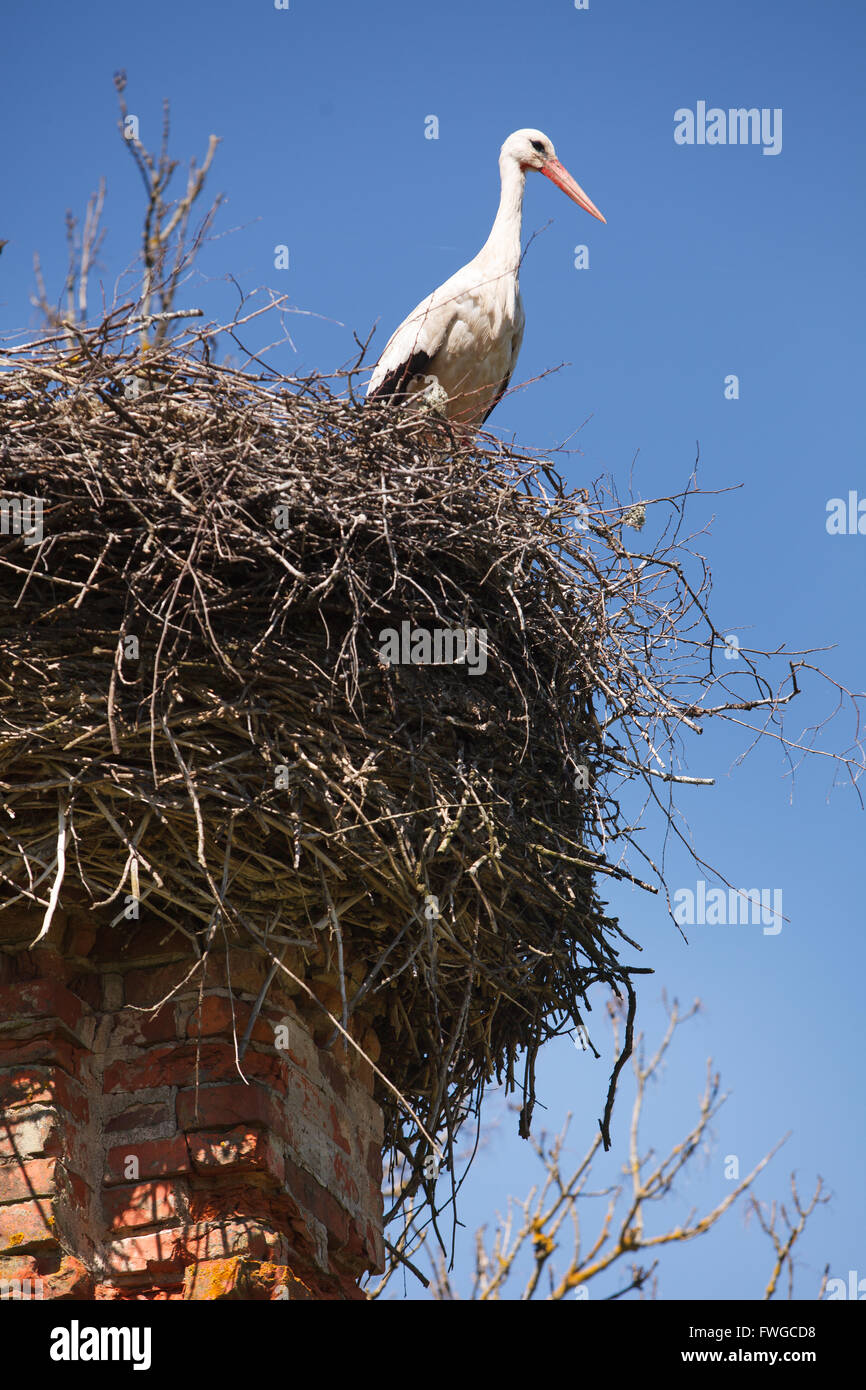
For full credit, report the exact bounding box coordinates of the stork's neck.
[478,155,526,271]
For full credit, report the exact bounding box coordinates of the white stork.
[366,128,605,429]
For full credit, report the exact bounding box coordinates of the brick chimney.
[0,905,384,1300]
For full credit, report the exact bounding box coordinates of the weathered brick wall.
[0,906,384,1300]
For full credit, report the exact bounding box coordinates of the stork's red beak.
[542,158,606,223]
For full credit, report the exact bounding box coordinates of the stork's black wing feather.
[479,368,514,426]
[367,349,432,402]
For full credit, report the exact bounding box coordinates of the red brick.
[65,973,101,1010]
[333,1152,360,1208]
[106,1227,187,1276]
[104,1041,286,1094]
[136,1006,181,1044]
[0,1156,57,1203]
[250,1045,297,1086]
[182,1254,245,1300]
[0,979,86,1037]
[123,962,198,1008]
[93,1281,185,1300]
[105,1134,190,1185]
[182,995,274,1047]
[319,1048,349,1103]
[103,1179,182,1231]
[109,1005,179,1047]
[30,949,73,982]
[236,1004,276,1047]
[0,1252,95,1300]
[263,1264,316,1300]
[182,1256,315,1301]
[104,1102,170,1135]
[64,1169,92,1207]
[176,1082,282,1136]
[0,1112,60,1161]
[0,906,49,947]
[51,1070,89,1121]
[43,1253,93,1300]
[271,1012,319,1074]
[188,1126,284,1182]
[180,1219,286,1264]
[64,922,97,958]
[186,995,234,1037]
[0,1156,90,1210]
[0,1067,87,1121]
[0,1033,82,1073]
[90,919,190,965]
[284,1159,349,1250]
[366,1138,382,1185]
[223,949,270,997]
[366,1219,386,1276]
[0,1197,58,1253]
[328,1102,351,1156]
[104,1045,214,1093]
[0,1254,39,1277]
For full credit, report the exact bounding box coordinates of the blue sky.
[2,0,864,1300]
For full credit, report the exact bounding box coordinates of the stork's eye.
[530,140,546,154]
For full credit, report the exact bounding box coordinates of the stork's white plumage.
[366,129,605,429]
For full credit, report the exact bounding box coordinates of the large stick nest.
[0,313,821,1214]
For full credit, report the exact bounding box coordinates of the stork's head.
[501,128,606,224]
